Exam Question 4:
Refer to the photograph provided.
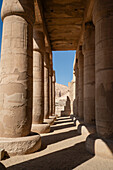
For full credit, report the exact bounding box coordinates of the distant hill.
[55,83,70,116]
[55,83,69,99]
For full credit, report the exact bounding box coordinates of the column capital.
[1,0,35,25]
[78,46,83,64]
[52,70,56,83]
[93,0,113,25]
[33,26,45,54]
[44,52,50,69]
[49,59,53,76]
[83,21,95,55]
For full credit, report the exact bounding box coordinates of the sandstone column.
[83,22,95,125]
[52,70,56,115]
[49,63,53,116]
[75,61,79,117]
[78,22,96,136]
[44,52,50,119]
[86,0,113,159]
[78,47,84,120]
[32,27,50,133]
[45,62,55,124]
[0,0,41,155]
[72,70,76,115]
[93,0,113,138]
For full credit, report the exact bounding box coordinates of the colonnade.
[0,0,56,156]
[72,0,113,159]
[0,0,113,160]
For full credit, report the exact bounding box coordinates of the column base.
[86,134,113,159]
[70,114,76,121]
[49,115,57,121]
[44,118,54,125]
[74,118,84,128]
[32,123,50,134]
[77,124,96,137]
[0,132,41,157]
[55,114,60,119]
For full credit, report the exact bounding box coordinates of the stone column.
[78,22,96,136]
[44,52,50,119]
[93,0,113,138]
[52,70,56,115]
[0,0,41,156]
[75,61,79,117]
[78,47,84,120]
[32,27,50,134]
[73,70,76,115]
[86,0,113,159]
[49,64,52,116]
[44,60,56,123]
[83,22,95,125]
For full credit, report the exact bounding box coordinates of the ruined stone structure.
[55,83,69,116]
[0,0,113,162]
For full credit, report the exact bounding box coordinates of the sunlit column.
[32,26,50,133]
[83,22,95,125]
[78,46,84,120]
[0,0,41,155]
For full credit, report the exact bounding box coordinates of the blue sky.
[53,51,75,86]
[0,0,75,86]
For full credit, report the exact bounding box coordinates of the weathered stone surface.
[49,65,53,116]
[83,22,95,125]
[41,0,86,50]
[44,52,50,119]
[55,83,69,116]
[49,115,56,121]
[44,118,54,125]
[55,83,69,99]
[0,0,34,138]
[33,28,45,124]
[93,0,113,138]
[52,70,56,115]
[86,134,113,159]
[78,47,84,119]
[32,123,50,134]
[61,96,71,116]
[77,124,96,137]
[68,81,74,115]
[0,133,41,156]
[75,61,79,117]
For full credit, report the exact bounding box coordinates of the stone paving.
[1,117,113,170]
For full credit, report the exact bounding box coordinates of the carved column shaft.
[73,71,76,115]
[49,64,53,116]
[93,0,113,138]
[83,22,95,125]
[33,28,45,124]
[78,47,84,119]
[52,70,56,115]
[0,0,35,137]
[75,61,79,117]
[44,52,50,119]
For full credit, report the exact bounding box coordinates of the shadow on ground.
[41,129,79,146]
[51,123,74,131]
[7,142,93,170]
[54,120,72,125]
[56,117,71,121]
[0,163,6,170]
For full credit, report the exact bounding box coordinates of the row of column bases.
[71,0,113,159]
[0,1,56,156]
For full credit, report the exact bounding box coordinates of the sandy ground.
[1,117,113,170]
